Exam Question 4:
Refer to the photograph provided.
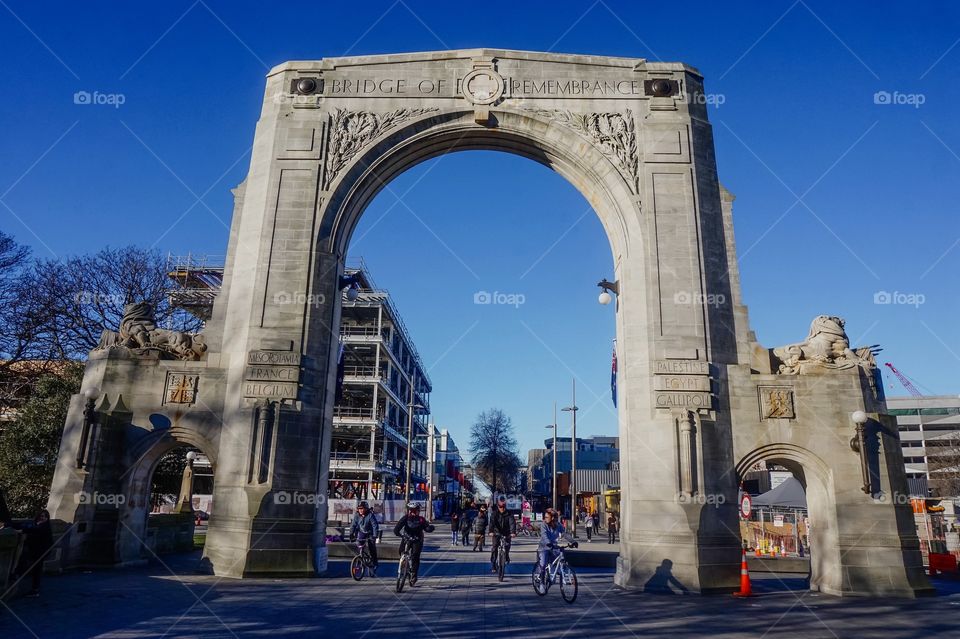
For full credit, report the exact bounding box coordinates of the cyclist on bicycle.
[489,495,517,573]
[349,500,380,569]
[393,501,435,584]
[537,508,569,580]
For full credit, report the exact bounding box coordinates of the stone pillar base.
[202,515,315,578]
[614,539,740,594]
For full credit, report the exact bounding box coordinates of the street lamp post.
[405,383,425,501]
[562,379,579,537]
[545,402,558,512]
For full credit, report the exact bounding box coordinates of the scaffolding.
[166,253,224,321]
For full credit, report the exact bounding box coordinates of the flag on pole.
[611,341,618,408]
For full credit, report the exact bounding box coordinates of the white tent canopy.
[752,476,807,509]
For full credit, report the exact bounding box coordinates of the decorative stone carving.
[165,372,199,405]
[95,302,206,361]
[758,386,795,419]
[461,68,504,105]
[324,108,439,187]
[772,315,878,375]
[522,108,640,192]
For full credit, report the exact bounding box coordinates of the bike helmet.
[406,501,420,511]
[357,500,369,509]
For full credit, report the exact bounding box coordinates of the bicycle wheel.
[559,561,578,603]
[350,555,364,581]
[497,549,505,582]
[396,555,408,593]
[532,564,548,596]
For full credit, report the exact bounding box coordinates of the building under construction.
[166,256,434,501]
[331,262,432,501]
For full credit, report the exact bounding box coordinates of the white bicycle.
[532,542,578,603]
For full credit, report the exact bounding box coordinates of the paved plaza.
[2,532,958,638]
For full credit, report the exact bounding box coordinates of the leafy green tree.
[0,363,83,517]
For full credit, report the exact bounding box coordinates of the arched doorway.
[736,444,841,594]
[116,429,217,566]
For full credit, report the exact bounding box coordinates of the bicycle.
[532,542,578,603]
[396,535,419,592]
[350,534,377,581]
[518,521,535,537]
[492,534,511,582]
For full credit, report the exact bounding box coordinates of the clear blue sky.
[1,1,958,456]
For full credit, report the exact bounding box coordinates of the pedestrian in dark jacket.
[472,505,488,552]
[460,506,475,546]
[0,488,11,527]
[450,510,461,545]
[607,512,618,544]
[13,510,53,596]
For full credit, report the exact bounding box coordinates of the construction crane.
[884,362,923,397]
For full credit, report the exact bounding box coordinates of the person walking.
[472,505,488,552]
[584,510,594,542]
[460,505,475,546]
[12,509,53,597]
[450,509,461,545]
[607,512,618,544]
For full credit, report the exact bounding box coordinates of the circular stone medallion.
[461,69,504,105]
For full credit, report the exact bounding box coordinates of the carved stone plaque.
[165,372,199,405]
[655,391,713,409]
[759,386,795,420]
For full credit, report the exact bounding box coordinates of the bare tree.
[470,408,523,494]
[36,246,202,358]
[927,435,960,498]
[0,232,60,409]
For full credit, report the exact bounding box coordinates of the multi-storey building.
[328,263,432,501]
[529,436,620,511]
[427,426,466,515]
[887,395,960,498]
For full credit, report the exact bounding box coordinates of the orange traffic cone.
[733,548,754,597]
[754,547,761,558]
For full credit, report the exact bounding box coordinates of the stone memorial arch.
[46,49,930,596]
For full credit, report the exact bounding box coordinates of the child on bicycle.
[537,508,569,580]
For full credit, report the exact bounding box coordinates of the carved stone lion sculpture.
[772,315,877,375]
[96,302,206,361]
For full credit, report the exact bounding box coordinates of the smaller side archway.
[736,444,842,594]
[115,427,218,565]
